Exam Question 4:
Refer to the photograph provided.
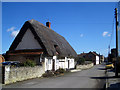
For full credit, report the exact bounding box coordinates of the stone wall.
[76,63,94,70]
[3,64,45,84]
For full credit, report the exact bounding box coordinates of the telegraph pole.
[115,8,118,77]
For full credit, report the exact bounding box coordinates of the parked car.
[2,61,20,67]
[106,62,114,69]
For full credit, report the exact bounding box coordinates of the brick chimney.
[46,21,51,28]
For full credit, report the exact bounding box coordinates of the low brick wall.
[76,63,94,70]
[3,65,45,84]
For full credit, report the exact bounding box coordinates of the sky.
[2,2,118,57]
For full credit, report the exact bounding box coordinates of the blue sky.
[2,2,118,57]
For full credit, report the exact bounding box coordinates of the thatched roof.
[8,19,77,57]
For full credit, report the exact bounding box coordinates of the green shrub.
[58,68,65,73]
[23,59,36,67]
[54,70,60,75]
[76,57,85,65]
[42,70,54,77]
[42,73,48,77]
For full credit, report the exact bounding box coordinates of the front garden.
[42,68,69,78]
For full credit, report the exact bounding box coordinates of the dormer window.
[54,45,60,55]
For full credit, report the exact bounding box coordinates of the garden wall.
[3,64,45,84]
[76,63,94,70]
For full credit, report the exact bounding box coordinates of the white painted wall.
[56,59,59,70]
[67,58,75,69]
[47,59,52,70]
[59,57,75,69]
[59,59,65,69]
[65,57,68,69]
[45,57,48,71]
[45,56,75,71]
[16,29,42,50]
[53,56,57,71]
[45,58,53,71]
[96,56,99,65]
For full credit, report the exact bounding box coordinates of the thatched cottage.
[6,19,77,71]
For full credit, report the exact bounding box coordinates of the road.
[3,63,106,89]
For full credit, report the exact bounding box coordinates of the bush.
[76,57,85,65]
[54,70,60,75]
[23,59,36,67]
[42,73,48,77]
[58,68,65,73]
[42,70,54,77]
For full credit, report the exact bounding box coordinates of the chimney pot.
[46,21,51,28]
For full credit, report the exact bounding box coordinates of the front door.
[68,60,70,69]
[52,59,55,71]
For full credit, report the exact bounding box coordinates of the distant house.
[5,19,77,71]
[85,51,100,65]
[78,52,87,58]
[78,51,100,65]
[100,55,104,62]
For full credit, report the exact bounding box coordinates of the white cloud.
[102,31,111,37]
[80,34,83,37]
[7,27,15,32]
[11,30,19,37]
[7,26,19,38]
[102,31,108,37]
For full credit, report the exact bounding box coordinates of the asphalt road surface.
[3,63,106,89]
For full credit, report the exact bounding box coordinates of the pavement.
[70,69,81,72]
[106,69,120,89]
[2,64,106,89]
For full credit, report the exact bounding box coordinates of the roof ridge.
[28,19,65,39]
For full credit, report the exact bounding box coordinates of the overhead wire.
[107,19,114,56]
[107,2,118,56]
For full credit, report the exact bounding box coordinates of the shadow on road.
[108,82,120,89]
[97,68,106,70]
[90,76,120,80]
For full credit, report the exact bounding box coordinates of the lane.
[3,63,106,88]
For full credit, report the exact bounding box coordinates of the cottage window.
[54,45,60,55]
